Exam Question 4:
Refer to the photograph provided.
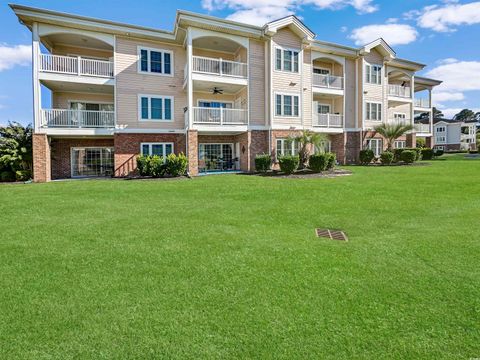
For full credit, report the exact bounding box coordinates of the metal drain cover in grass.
[315,228,348,241]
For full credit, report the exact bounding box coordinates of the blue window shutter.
[140,50,148,72]
[164,98,172,120]
[141,97,149,119]
[164,53,171,74]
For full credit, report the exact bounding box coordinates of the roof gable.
[263,15,315,41]
[360,38,395,60]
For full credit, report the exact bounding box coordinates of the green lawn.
[1,154,479,359]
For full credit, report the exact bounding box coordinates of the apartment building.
[10,4,442,181]
[433,119,477,152]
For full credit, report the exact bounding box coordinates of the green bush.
[434,148,444,157]
[255,154,272,173]
[15,170,31,181]
[359,149,375,165]
[0,171,15,182]
[148,156,166,177]
[165,153,188,177]
[326,152,336,170]
[416,137,426,148]
[403,147,422,161]
[400,150,416,164]
[309,154,328,172]
[393,148,404,163]
[380,151,394,165]
[278,155,299,175]
[137,155,149,176]
[421,148,434,160]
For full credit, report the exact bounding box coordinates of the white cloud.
[439,107,480,118]
[426,59,480,92]
[340,26,348,32]
[202,0,378,26]
[0,44,31,71]
[436,58,458,65]
[349,23,418,46]
[432,91,465,102]
[416,1,480,32]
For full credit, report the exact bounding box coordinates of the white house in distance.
[433,118,477,152]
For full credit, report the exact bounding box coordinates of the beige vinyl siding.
[272,28,302,127]
[193,92,236,105]
[249,39,266,126]
[312,96,343,113]
[115,36,186,130]
[52,44,113,59]
[52,92,114,109]
[192,48,235,61]
[388,103,411,121]
[312,60,343,77]
[363,49,387,128]
[344,58,356,128]
[303,48,312,128]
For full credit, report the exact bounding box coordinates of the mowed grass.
[0,154,479,359]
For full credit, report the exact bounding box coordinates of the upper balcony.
[414,98,431,109]
[388,84,411,99]
[311,56,344,96]
[387,68,413,105]
[39,54,113,79]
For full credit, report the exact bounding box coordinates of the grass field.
[1,154,479,359]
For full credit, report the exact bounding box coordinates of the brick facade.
[186,130,198,176]
[406,133,416,148]
[32,134,51,182]
[330,133,346,164]
[345,131,361,164]
[114,133,186,177]
[51,137,114,179]
[250,130,269,170]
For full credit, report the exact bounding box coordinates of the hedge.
[255,154,272,173]
[278,155,299,175]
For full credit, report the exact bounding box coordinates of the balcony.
[415,123,431,133]
[313,113,343,128]
[388,84,411,98]
[41,109,115,128]
[414,98,431,108]
[192,107,248,125]
[192,56,247,79]
[312,74,344,89]
[39,54,114,78]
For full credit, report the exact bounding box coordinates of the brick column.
[187,130,198,176]
[425,136,433,148]
[250,130,269,171]
[406,133,416,148]
[345,131,361,164]
[32,133,51,182]
[235,131,251,172]
[330,133,346,164]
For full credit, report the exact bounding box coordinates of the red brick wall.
[187,130,198,176]
[330,133,346,164]
[345,131,361,164]
[114,133,185,177]
[32,134,51,182]
[50,137,114,179]
[250,130,269,171]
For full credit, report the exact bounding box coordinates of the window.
[436,126,446,133]
[313,67,330,75]
[138,47,172,75]
[198,101,232,108]
[276,138,298,157]
[366,102,382,121]
[275,48,299,73]
[140,143,174,157]
[436,145,445,151]
[394,140,406,149]
[317,104,330,114]
[436,136,446,143]
[366,63,382,84]
[139,95,173,121]
[394,113,407,120]
[315,140,331,153]
[367,138,383,157]
[275,94,300,117]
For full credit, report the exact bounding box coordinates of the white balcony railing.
[41,109,115,128]
[414,98,431,108]
[312,74,344,89]
[313,113,343,128]
[192,56,247,78]
[415,123,431,133]
[389,118,412,126]
[192,107,247,125]
[388,84,411,98]
[39,54,114,78]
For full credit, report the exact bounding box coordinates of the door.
[198,143,235,171]
[71,147,114,177]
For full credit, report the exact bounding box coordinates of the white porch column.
[187,28,193,128]
[32,22,42,132]
[429,88,433,133]
[410,75,415,127]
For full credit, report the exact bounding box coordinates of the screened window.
[276,138,298,157]
[366,102,382,121]
[139,48,172,75]
[394,140,406,149]
[139,95,173,121]
[140,143,174,157]
[275,48,299,73]
[275,94,300,117]
[366,64,382,84]
[367,138,383,157]
[313,68,330,75]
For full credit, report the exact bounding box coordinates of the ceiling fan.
[211,87,224,95]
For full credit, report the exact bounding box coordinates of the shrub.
[255,154,272,173]
[359,149,375,165]
[137,155,149,176]
[15,170,31,181]
[393,148,404,163]
[416,137,426,148]
[404,147,422,161]
[326,152,336,170]
[0,171,15,182]
[165,153,188,177]
[278,155,299,175]
[309,153,328,172]
[380,151,394,165]
[421,148,434,160]
[148,156,166,178]
[400,150,416,164]
[434,148,444,157]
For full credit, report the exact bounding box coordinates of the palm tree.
[290,130,327,168]
[373,123,414,151]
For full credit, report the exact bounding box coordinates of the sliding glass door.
[71,147,114,177]
[198,143,236,172]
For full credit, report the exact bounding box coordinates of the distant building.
[433,118,477,151]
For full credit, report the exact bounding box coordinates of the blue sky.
[1,0,479,125]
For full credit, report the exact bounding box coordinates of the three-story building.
[10,4,442,181]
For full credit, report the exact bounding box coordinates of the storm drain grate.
[315,228,348,241]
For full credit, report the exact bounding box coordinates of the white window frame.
[367,138,383,157]
[275,92,301,118]
[436,126,446,133]
[435,136,446,143]
[140,142,174,157]
[138,94,174,122]
[137,46,174,77]
[365,101,382,121]
[276,138,298,157]
[394,140,406,149]
[274,46,301,73]
[365,63,382,85]
[317,103,331,114]
[70,147,114,178]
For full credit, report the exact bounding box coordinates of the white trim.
[70,146,114,178]
[140,142,174,156]
[115,128,185,134]
[274,91,301,118]
[137,46,174,77]
[365,101,382,122]
[138,94,174,122]
[365,62,382,85]
[316,103,331,114]
[273,46,301,74]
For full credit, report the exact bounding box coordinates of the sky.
[1,0,480,125]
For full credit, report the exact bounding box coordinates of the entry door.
[199,143,235,171]
[71,147,114,177]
